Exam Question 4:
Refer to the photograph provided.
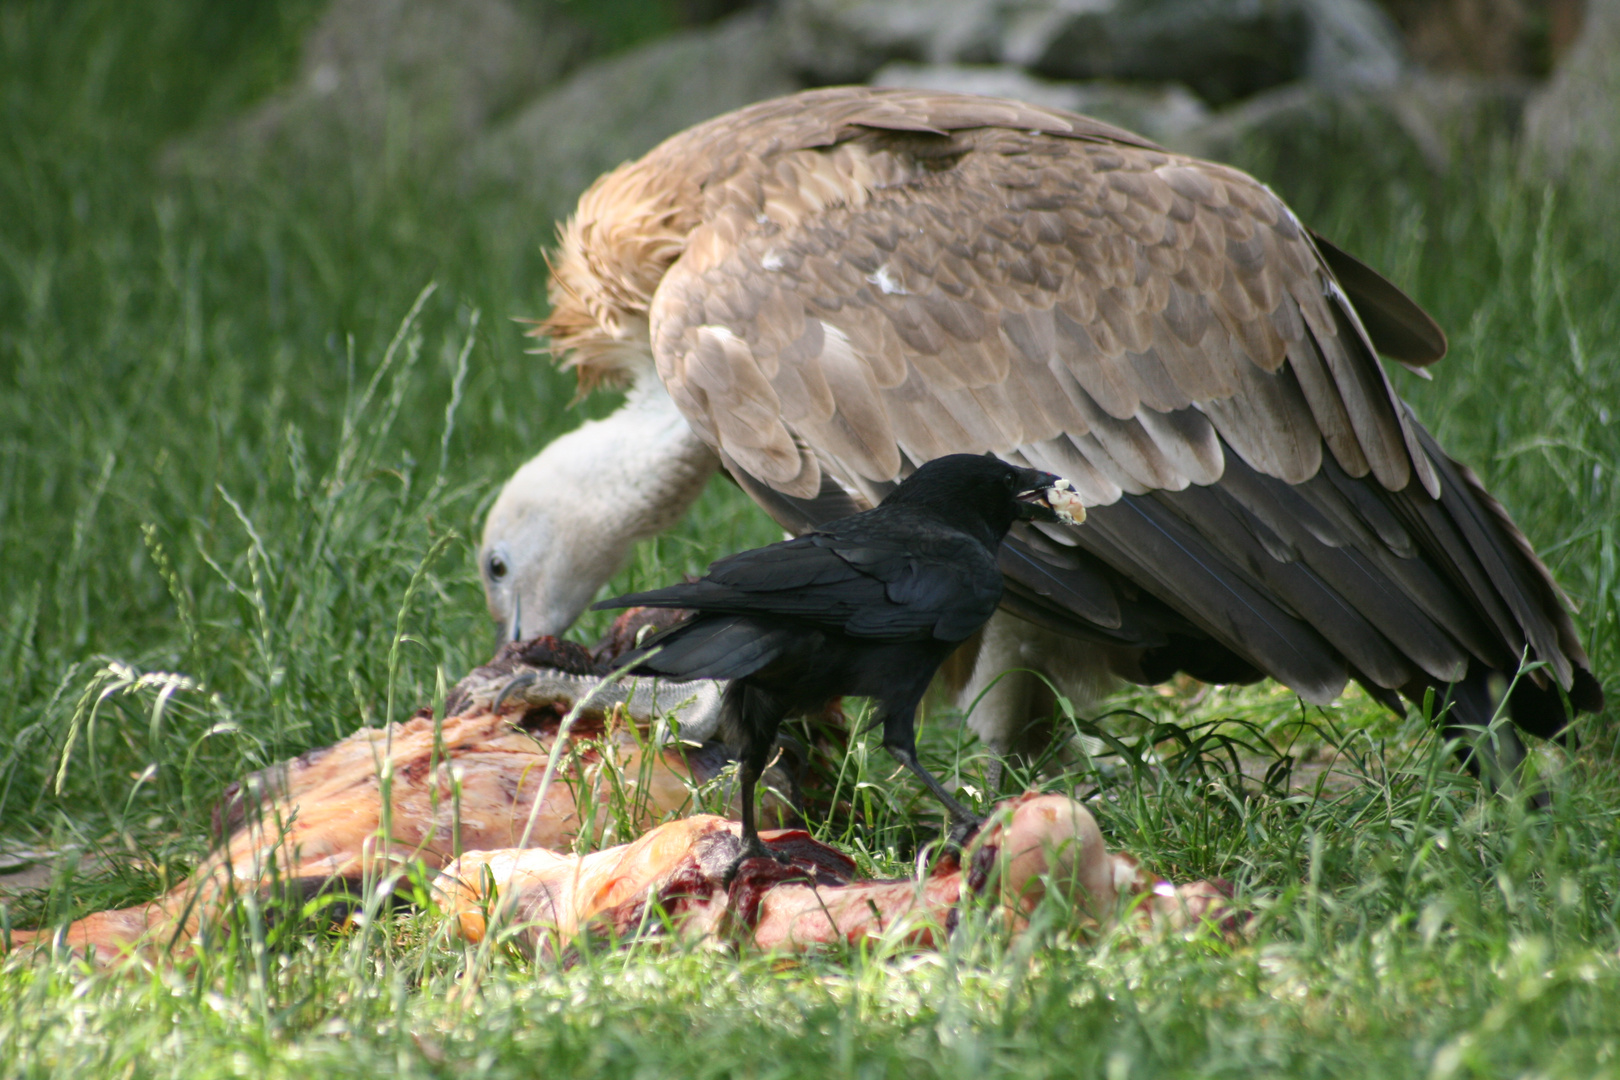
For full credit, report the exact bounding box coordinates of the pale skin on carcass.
[437,793,1236,956]
[4,676,1228,964]
[0,650,780,965]
[3,710,697,964]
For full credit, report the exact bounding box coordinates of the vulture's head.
[479,365,720,644]
[480,448,607,643]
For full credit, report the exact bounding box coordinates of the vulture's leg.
[954,614,1118,794]
[1434,673,1545,808]
[983,756,1007,799]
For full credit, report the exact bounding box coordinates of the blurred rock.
[166,0,589,179]
[1522,0,1620,183]
[779,0,1003,83]
[872,61,1093,113]
[1183,74,1529,179]
[783,0,1406,105]
[1378,0,1583,79]
[161,0,1529,234]
[1011,0,1302,104]
[871,62,1211,144]
[869,59,1516,178]
[466,11,800,218]
[1298,0,1405,89]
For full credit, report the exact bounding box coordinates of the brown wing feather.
[624,87,1594,719]
[654,125,1400,495]
[1311,231,1448,365]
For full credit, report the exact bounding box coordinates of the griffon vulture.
[481,87,1602,784]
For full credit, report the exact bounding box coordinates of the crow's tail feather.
[625,614,793,682]
[593,580,733,613]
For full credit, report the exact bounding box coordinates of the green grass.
[3,2,1620,1076]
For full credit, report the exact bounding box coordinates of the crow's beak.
[1015,474,1086,525]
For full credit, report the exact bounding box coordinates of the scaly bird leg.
[983,755,1006,798]
[724,737,790,885]
[885,742,983,851]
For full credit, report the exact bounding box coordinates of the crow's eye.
[486,552,509,581]
[1003,473,1017,489]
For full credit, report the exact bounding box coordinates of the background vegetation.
[1,0,1618,1075]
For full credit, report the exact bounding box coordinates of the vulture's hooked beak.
[508,594,524,644]
[1015,475,1086,525]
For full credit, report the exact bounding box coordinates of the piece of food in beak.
[1044,477,1086,524]
[1016,476,1086,525]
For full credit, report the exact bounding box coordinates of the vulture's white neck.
[481,360,719,640]
[561,364,718,537]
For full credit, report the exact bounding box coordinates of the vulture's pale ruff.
[483,87,1602,779]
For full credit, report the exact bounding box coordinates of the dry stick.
[334,282,436,486]
[455,652,662,998]
[332,292,455,966]
[340,530,458,977]
[437,310,477,481]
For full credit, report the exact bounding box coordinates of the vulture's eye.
[486,552,509,581]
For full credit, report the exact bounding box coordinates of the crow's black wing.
[598,523,1002,643]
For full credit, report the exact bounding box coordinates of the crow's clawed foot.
[944,816,984,855]
[914,816,985,878]
[721,836,792,886]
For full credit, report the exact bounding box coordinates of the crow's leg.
[879,688,983,851]
[721,683,792,884]
[730,743,779,868]
[884,742,983,851]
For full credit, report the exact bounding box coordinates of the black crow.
[594,454,1080,874]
